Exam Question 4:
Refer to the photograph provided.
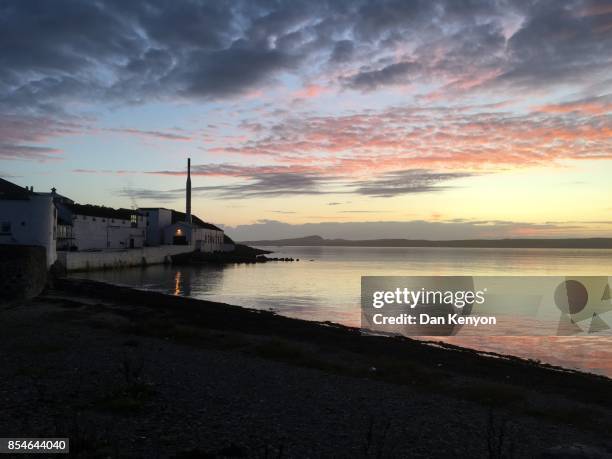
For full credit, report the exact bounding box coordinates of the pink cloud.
[293,84,328,99]
[206,105,612,175]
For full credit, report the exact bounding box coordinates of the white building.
[162,210,224,252]
[139,207,173,246]
[0,178,57,266]
[56,202,147,251]
[1,156,228,267]
[142,159,225,253]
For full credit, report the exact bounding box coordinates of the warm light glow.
[173,271,182,296]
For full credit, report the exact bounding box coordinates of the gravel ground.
[1,294,611,458]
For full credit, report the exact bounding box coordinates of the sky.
[1,0,611,240]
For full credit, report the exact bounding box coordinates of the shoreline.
[1,278,611,456]
[56,278,612,388]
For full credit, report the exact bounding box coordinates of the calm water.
[73,246,612,377]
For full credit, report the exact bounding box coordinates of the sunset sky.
[1,0,611,240]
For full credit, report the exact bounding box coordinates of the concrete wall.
[0,195,56,266]
[57,245,193,271]
[0,245,47,302]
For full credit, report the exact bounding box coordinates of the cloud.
[2,0,612,166]
[122,169,335,200]
[190,172,331,198]
[496,1,612,90]
[0,144,61,161]
[344,61,420,90]
[330,40,354,63]
[350,169,472,197]
[105,128,192,141]
[3,0,610,114]
[534,94,612,115]
[0,114,82,161]
[210,105,612,169]
[117,187,181,202]
[140,163,471,199]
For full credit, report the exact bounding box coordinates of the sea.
[72,246,612,378]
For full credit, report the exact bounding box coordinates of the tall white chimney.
[186,157,192,224]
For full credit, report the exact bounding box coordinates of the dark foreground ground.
[1,279,611,458]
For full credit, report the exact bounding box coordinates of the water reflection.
[73,246,612,377]
[174,270,182,296]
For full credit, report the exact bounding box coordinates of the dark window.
[21,221,26,226]
[102,219,106,222]
[1,222,11,234]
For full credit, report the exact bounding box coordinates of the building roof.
[223,234,235,244]
[63,203,139,220]
[170,210,222,231]
[0,178,32,200]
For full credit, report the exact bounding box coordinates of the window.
[130,214,138,228]
[1,222,11,234]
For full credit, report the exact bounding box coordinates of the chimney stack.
[186,157,192,224]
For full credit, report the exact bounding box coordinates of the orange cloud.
[294,84,328,99]
[534,99,612,115]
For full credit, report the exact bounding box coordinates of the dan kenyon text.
[370,287,497,327]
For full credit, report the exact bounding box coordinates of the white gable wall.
[0,195,57,266]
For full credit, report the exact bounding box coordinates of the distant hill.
[240,235,612,249]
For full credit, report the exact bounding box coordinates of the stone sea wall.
[56,245,194,271]
[0,244,47,302]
